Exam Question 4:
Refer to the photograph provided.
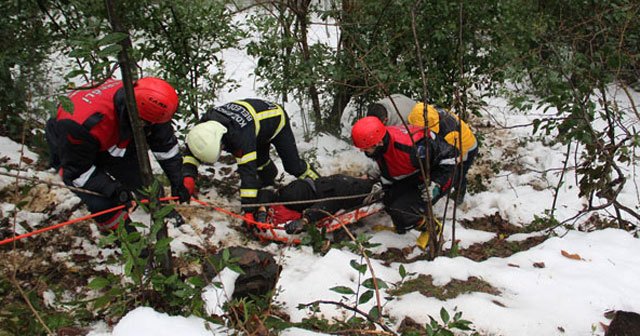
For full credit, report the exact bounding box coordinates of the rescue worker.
[351,116,458,246]
[182,99,320,219]
[407,103,478,203]
[253,174,378,234]
[45,77,190,234]
[366,93,417,126]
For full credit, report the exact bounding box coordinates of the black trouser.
[256,116,312,187]
[45,118,61,170]
[46,120,140,232]
[305,175,375,223]
[383,175,425,234]
[79,152,145,231]
[276,175,375,223]
[455,146,478,201]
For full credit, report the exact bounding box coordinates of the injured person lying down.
[253,174,380,234]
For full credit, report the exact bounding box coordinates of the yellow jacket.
[408,103,477,160]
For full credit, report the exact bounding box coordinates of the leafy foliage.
[501,0,640,225]
[88,182,207,319]
[403,307,476,336]
[246,0,508,133]
[245,1,334,134]
[0,0,52,155]
[0,276,81,335]
[126,1,245,126]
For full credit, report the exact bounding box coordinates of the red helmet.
[134,77,179,123]
[351,116,386,149]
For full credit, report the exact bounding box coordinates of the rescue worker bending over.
[406,103,478,203]
[366,93,417,126]
[351,116,458,244]
[254,174,377,234]
[183,99,320,218]
[45,77,190,234]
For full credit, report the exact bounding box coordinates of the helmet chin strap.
[364,145,384,159]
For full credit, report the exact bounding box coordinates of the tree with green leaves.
[246,0,509,135]
[0,0,53,148]
[500,0,640,225]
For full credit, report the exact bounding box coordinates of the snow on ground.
[2,83,639,335]
[1,12,639,336]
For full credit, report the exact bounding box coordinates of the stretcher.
[249,202,385,244]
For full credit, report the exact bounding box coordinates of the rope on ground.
[0,168,384,246]
[0,196,177,246]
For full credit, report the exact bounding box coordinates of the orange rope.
[191,198,303,244]
[191,198,273,230]
[0,196,178,246]
[1,195,380,247]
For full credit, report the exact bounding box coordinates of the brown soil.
[460,212,524,234]
[455,235,548,262]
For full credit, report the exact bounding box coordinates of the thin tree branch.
[300,300,397,335]
[550,140,572,217]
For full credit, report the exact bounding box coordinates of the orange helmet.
[351,116,386,149]
[134,77,179,123]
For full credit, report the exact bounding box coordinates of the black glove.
[171,184,191,203]
[285,218,308,234]
[254,209,268,223]
[111,187,135,210]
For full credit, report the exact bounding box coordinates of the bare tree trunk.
[328,0,359,133]
[105,0,173,276]
[290,0,322,127]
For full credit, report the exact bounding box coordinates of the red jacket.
[50,79,182,197]
[377,125,458,190]
[57,79,129,152]
[380,126,425,179]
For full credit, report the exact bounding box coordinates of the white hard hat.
[186,121,228,163]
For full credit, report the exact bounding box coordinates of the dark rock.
[203,246,281,299]
[606,311,640,336]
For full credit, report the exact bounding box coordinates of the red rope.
[191,198,273,230]
[191,198,304,244]
[1,195,381,247]
[0,196,177,246]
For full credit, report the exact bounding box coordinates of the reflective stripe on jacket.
[187,99,288,207]
[51,79,182,195]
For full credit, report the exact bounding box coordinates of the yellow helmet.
[186,121,228,163]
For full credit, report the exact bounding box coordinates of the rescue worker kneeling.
[406,103,478,203]
[253,174,377,234]
[45,77,190,236]
[182,99,320,221]
[351,116,458,248]
[366,96,478,204]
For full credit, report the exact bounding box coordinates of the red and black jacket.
[50,79,183,197]
[377,125,458,192]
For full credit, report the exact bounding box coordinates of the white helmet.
[186,121,228,163]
